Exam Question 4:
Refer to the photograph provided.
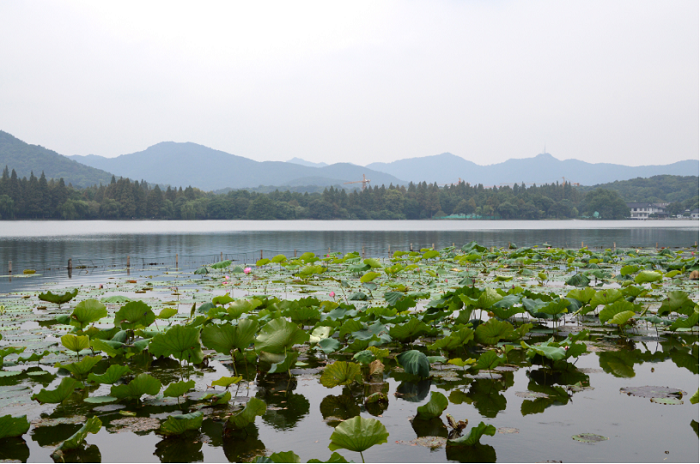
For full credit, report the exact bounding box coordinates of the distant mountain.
[367,152,700,186]
[69,142,404,191]
[287,157,328,168]
[0,131,115,187]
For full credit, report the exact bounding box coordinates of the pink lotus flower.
[329,291,336,298]
[244,267,252,275]
[224,275,230,280]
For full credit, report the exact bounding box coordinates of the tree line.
[0,166,632,220]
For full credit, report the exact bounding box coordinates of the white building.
[627,202,668,219]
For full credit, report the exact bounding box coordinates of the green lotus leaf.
[690,389,698,405]
[363,258,383,269]
[211,260,232,269]
[307,452,350,463]
[157,307,179,319]
[255,318,309,354]
[17,350,50,364]
[317,337,342,354]
[61,334,89,354]
[110,373,162,401]
[427,327,474,352]
[51,416,102,458]
[38,288,78,306]
[620,265,639,276]
[268,351,299,374]
[194,266,208,275]
[416,391,448,419]
[635,270,663,284]
[658,291,696,316]
[256,258,271,267]
[212,294,235,305]
[421,250,440,260]
[669,309,699,331]
[339,320,365,341]
[227,299,262,318]
[472,350,505,371]
[360,272,381,283]
[69,299,108,330]
[271,254,287,263]
[285,305,322,326]
[475,319,515,345]
[590,289,624,309]
[160,411,203,435]
[609,310,637,326]
[328,415,389,454]
[475,288,503,309]
[227,396,266,430]
[599,300,638,324]
[396,350,430,378]
[353,350,375,364]
[83,395,118,404]
[201,390,232,406]
[447,421,496,447]
[0,415,30,440]
[566,287,596,304]
[149,324,204,364]
[211,375,242,388]
[32,377,83,404]
[202,320,258,355]
[163,380,196,398]
[447,358,476,368]
[114,301,156,330]
[55,356,102,378]
[90,338,124,358]
[520,340,566,361]
[320,361,363,388]
[388,318,430,343]
[565,273,590,287]
[86,366,124,388]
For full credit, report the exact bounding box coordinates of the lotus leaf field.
[0,242,698,462]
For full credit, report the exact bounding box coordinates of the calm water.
[0,220,697,293]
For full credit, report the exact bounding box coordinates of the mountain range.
[1,129,696,191]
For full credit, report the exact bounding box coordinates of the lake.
[0,220,697,294]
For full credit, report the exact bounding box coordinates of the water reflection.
[256,376,310,430]
[222,424,266,462]
[445,443,497,463]
[154,435,203,462]
[0,437,30,462]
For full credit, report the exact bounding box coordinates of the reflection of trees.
[222,425,266,462]
[255,376,310,430]
[320,395,361,427]
[155,435,203,462]
[445,443,497,463]
[0,438,29,462]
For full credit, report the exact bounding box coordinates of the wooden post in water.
[176,254,179,268]
[432,243,434,250]
[221,252,223,261]
[294,249,297,257]
[328,247,331,255]
[260,250,263,260]
[388,245,391,257]
[581,241,584,248]
[362,246,365,259]
[68,258,72,270]
[126,255,130,268]
[613,242,616,251]
[7,261,11,274]
[410,243,413,252]
[656,242,658,250]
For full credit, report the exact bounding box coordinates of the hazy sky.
[0,1,697,166]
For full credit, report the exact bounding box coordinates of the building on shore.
[627,202,669,219]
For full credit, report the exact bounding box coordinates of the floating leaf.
[0,415,30,440]
[635,270,663,284]
[110,373,162,401]
[55,356,102,377]
[227,397,266,430]
[51,416,102,459]
[447,421,496,447]
[572,433,608,443]
[211,376,242,388]
[38,289,78,306]
[619,386,686,399]
[32,377,83,404]
[163,380,196,398]
[396,350,430,378]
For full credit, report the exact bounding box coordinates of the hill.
[0,131,115,187]
[69,142,405,191]
[579,175,699,205]
[367,152,699,186]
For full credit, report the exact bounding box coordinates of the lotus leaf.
[201,390,232,405]
[255,318,309,354]
[268,351,299,374]
[310,326,333,344]
[254,451,302,463]
[396,350,430,378]
[416,391,448,419]
[202,320,258,355]
[690,389,698,405]
[520,340,566,362]
[32,377,83,404]
[620,265,639,276]
[114,301,156,330]
[599,300,638,324]
[590,289,624,309]
[55,356,102,377]
[227,396,266,430]
[318,337,342,354]
[320,361,362,388]
[389,318,430,343]
[363,258,382,268]
[38,288,78,307]
[472,350,505,371]
[160,411,204,435]
[157,307,178,320]
[211,260,232,269]
[0,415,30,440]
[51,416,102,459]
[149,324,205,364]
[669,310,699,331]
[87,365,131,384]
[61,334,89,354]
[447,421,496,447]
[658,291,696,316]
[566,287,596,304]
[427,327,474,352]
[69,299,108,329]
[328,415,389,457]
[360,272,381,283]
[211,376,242,388]
[635,270,663,284]
[110,373,162,401]
[475,319,515,345]
[164,380,196,397]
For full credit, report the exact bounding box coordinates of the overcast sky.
[0,1,697,166]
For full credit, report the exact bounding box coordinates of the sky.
[0,0,697,167]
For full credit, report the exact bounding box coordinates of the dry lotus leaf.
[369,359,384,376]
[109,417,161,433]
[32,416,87,428]
[650,397,683,405]
[395,436,447,448]
[572,433,608,443]
[515,391,549,399]
[620,386,686,399]
[497,427,520,434]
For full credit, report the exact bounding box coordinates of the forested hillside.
[0,169,630,220]
[580,175,698,209]
[0,131,115,187]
